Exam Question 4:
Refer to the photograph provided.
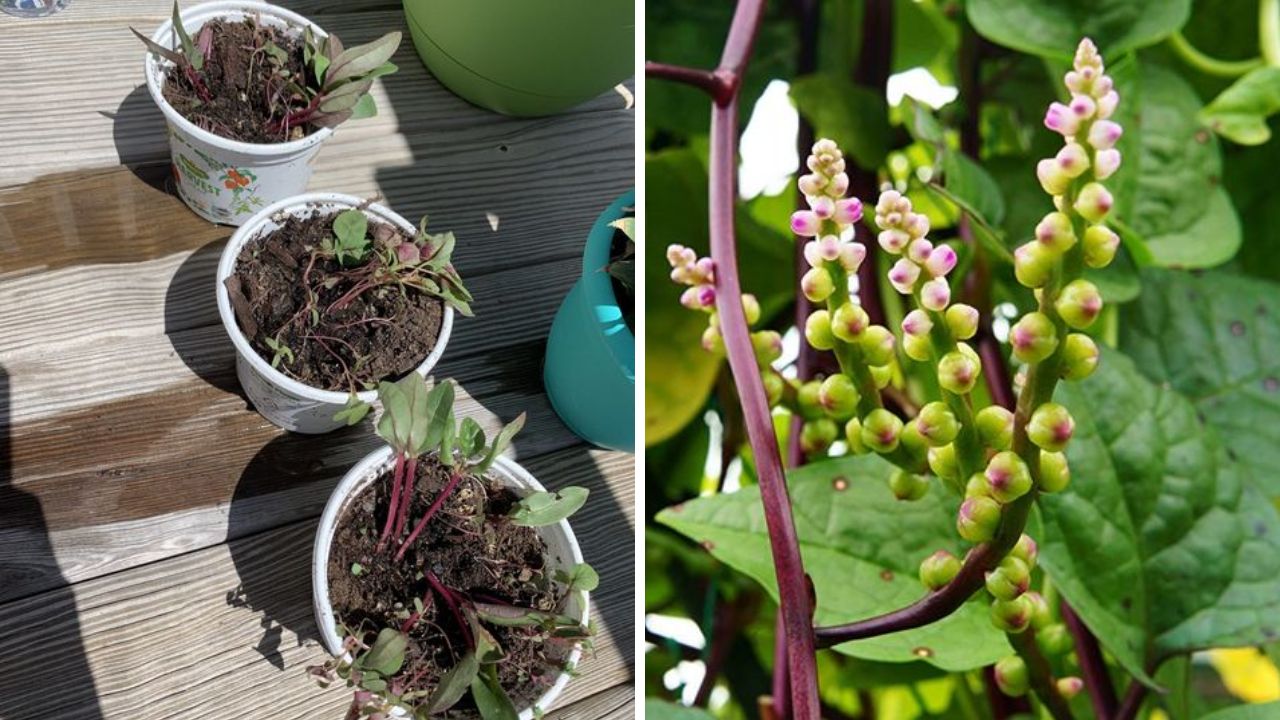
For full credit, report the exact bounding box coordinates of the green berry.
[1055,279,1103,330]
[1057,677,1084,700]
[1074,182,1113,223]
[858,326,896,366]
[861,409,903,453]
[797,381,824,421]
[800,418,838,455]
[928,444,959,481]
[869,363,893,388]
[831,303,870,341]
[916,402,960,447]
[752,330,783,365]
[994,655,1029,696]
[1024,591,1052,629]
[984,451,1033,503]
[1038,451,1071,493]
[1010,312,1058,364]
[1060,333,1099,381]
[946,303,980,340]
[890,469,929,501]
[938,350,980,394]
[1012,534,1039,567]
[844,417,868,454]
[965,473,994,499]
[975,405,1014,451]
[957,496,1001,542]
[801,266,835,302]
[701,325,724,353]
[900,420,930,458]
[919,550,961,591]
[985,557,1030,600]
[1014,241,1055,289]
[991,595,1032,633]
[1034,211,1077,255]
[1037,623,1073,656]
[762,372,784,407]
[805,310,836,350]
[741,294,762,325]
[1028,402,1074,452]
[1083,224,1120,268]
[818,374,859,419]
[902,332,934,362]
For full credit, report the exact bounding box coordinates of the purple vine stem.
[648,0,822,714]
[1062,601,1119,718]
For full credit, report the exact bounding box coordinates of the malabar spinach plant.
[313,373,596,718]
[647,0,1280,718]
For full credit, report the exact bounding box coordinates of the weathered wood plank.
[0,7,632,187]
[547,683,635,720]
[0,445,632,719]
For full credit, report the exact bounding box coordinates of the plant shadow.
[164,236,247,398]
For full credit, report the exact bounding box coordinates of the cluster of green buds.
[665,244,772,359]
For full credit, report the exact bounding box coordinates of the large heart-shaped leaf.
[1201,67,1280,145]
[1036,349,1280,687]
[1120,269,1280,498]
[966,0,1190,59]
[658,456,1012,670]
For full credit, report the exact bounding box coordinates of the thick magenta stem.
[394,470,463,563]
[400,589,434,633]
[394,456,418,539]
[376,453,406,551]
[425,570,472,648]
[644,62,726,100]
[1062,602,1118,718]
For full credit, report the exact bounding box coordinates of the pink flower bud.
[920,277,951,311]
[902,309,933,337]
[1056,143,1090,178]
[829,173,850,197]
[879,228,911,254]
[694,257,716,283]
[811,195,835,219]
[1070,94,1097,120]
[1064,70,1084,93]
[833,197,863,224]
[1035,212,1077,255]
[1074,182,1113,223]
[1094,75,1114,96]
[1088,120,1123,150]
[791,210,821,237]
[1037,158,1072,196]
[888,258,921,294]
[816,235,843,262]
[802,267,836,302]
[1044,102,1080,136]
[1083,224,1120,268]
[924,244,958,277]
[907,239,933,264]
[681,285,716,310]
[1097,90,1119,119]
[1057,678,1084,700]
[1094,148,1121,180]
[1011,312,1058,364]
[876,190,903,216]
[396,242,421,264]
[1015,241,1054,289]
[702,325,723,353]
[666,243,695,268]
[946,304,980,340]
[838,242,866,272]
[803,240,824,269]
[905,212,931,239]
[798,173,825,196]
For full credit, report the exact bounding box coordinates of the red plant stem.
[772,613,791,718]
[982,666,1028,718]
[400,588,434,633]
[271,94,322,135]
[424,570,473,649]
[644,62,729,102]
[184,64,213,103]
[1009,628,1075,720]
[1115,678,1148,720]
[394,456,418,539]
[376,453,406,551]
[1062,601,1118,719]
[394,470,464,563]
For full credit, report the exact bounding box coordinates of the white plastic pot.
[145,1,334,225]
[216,192,454,434]
[313,447,588,719]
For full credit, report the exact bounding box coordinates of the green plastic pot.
[544,190,634,452]
[402,0,634,116]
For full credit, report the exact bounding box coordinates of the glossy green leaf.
[476,412,524,472]
[1128,65,1241,268]
[1037,349,1280,687]
[790,74,890,170]
[471,669,519,720]
[564,562,599,592]
[1120,269,1280,497]
[658,455,1012,670]
[510,486,589,527]
[1197,702,1280,720]
[459,417,485,459]
[359,628,407,677]
[967,0,1190,59]
[940,151,1006,227]
[1201,67,1280,145]
[349,93,378,120]
[644,700,716,720]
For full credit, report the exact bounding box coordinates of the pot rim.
[579,189,635,367]
[144,0,335,154]
[215,191,455,406]
[312,446,588,718]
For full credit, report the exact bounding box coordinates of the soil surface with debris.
[162,17,319,142]
[328,457,574,717]
[227,209,444,392]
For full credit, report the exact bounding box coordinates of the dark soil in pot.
[162,17,321,143]
[328,457,574,717]
[225,209,445,392]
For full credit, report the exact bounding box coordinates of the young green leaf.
[263,336,294,368]
[326,31,403,87]
[320,79,375,114]
[131,27,184,66]
[171,1,202,71]
[331,209,370,265]
[438,410,456,468]
[374,373,448,456]
[471,667,519,720]
[564,562,599,592]
[349,93,379,120]
[426,650,478,713]
[476,412,525,472]
[509,486,589,527]
[359,628,407,677]
[459,417,486,460]
[334,393,371,426]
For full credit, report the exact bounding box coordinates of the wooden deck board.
[0,0,635,716]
